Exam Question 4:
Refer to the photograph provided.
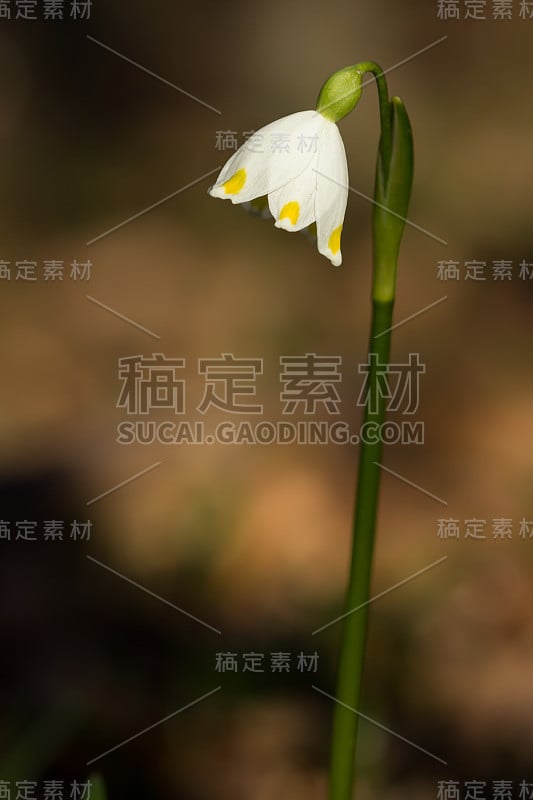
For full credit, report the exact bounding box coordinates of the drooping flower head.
[208,67,364,266]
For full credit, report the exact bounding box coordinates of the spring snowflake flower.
[209,109,349,267]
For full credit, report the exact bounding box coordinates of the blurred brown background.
[1,1,532,798]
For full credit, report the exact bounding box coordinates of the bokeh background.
[1,1,533,798]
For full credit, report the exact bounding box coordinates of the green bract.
[372,96,414,302]
[316,66,363,123]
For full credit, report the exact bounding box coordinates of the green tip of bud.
[316,66,363,123]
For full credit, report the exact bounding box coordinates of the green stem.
[328,297,394,800]
[355,62,393,181]
[328,64,412,800]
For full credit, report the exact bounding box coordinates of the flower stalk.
[327,67,413,800]
[208,60,413,800]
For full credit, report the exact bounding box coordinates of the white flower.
[208,110,348,266]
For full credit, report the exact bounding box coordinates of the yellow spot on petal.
[279,201,300,226]
[328,225,342,255]
[223,169,247,195]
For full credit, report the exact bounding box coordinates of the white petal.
[268,158,318,232]
[208,110,322,204]
[314,120,348,266]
